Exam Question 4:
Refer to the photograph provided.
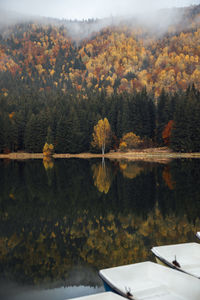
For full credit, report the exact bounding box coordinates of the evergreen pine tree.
[46,126,54,144]
[55,116,69,153]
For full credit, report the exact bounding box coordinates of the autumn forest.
[1,4,200,153]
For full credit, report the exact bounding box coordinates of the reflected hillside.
[0,159,200,286]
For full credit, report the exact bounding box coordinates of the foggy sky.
[1,0,200,20]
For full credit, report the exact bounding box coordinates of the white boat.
[66,292,124,300]
[151,242,200,279]
[196,232,200,239]
[99,261,200,300]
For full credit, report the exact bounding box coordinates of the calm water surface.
[0,158,200,299]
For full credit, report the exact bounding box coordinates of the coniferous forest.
[1,5,200,153]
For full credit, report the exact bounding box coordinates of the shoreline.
[1,148,200,161]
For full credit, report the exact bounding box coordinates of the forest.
[0,4,200,153]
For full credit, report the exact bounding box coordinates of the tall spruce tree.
[55,116,70,153]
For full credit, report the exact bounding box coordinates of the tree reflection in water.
[91,160,113,194]
[0,158,200,291]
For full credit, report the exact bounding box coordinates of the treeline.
[0,85,200,153]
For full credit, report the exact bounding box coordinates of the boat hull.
[67,292,125,300]
[99,261,200,300]
[103,281,115,293]
[99,274,126,298]
[151,242,200,279]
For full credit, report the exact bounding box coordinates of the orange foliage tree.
[162,120,174,145]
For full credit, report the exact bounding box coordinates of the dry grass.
[0,153,43,160]
[1,148,200,161]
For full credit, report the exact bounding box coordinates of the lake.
[0,158,200,300]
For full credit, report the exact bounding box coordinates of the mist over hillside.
[1,4,200,40]
[1,4,200,97]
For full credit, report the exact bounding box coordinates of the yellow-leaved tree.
[91,118,111,155]
[119,132,142,151]
[43,143,54,157]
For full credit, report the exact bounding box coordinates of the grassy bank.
[1,148,200,161]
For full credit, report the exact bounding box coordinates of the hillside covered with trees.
[0,5,200,153]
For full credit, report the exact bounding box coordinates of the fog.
[1,0,199,20]
[0,0,200,40]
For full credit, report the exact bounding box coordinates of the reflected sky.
[0,282,104,300]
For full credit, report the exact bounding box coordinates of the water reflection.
[43,157,54,171]
[0,158,200,299]
[91,160,113,194]
[119,162,144,179]
[162,165,175,190]
[0,282,104,300]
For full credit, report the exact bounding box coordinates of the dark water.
[0,158,200,300]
